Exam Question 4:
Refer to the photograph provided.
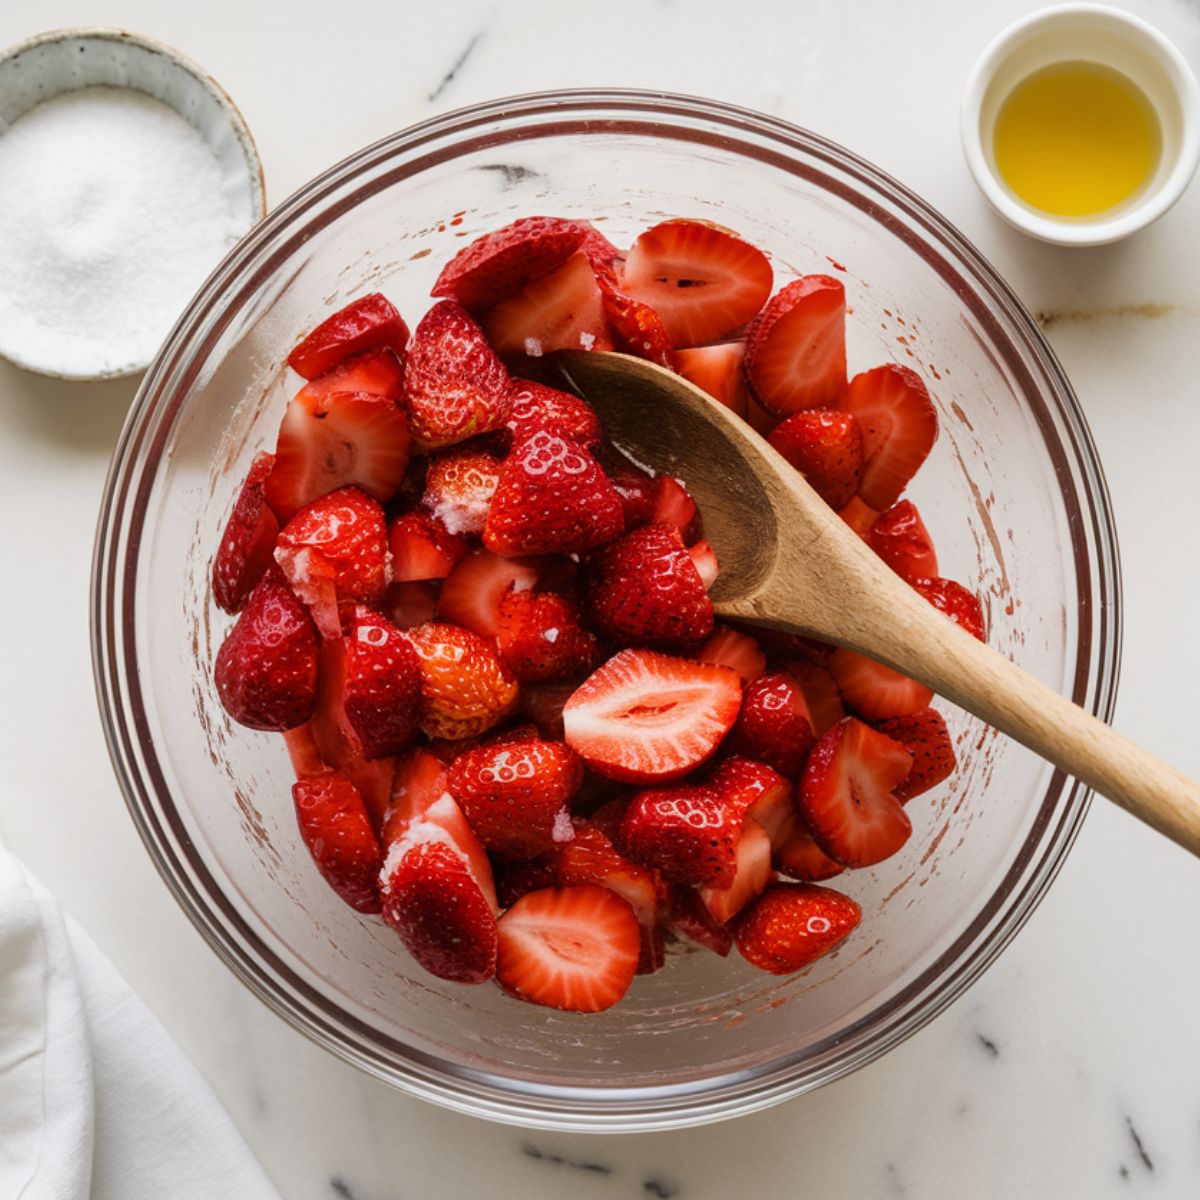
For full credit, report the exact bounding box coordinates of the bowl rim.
[91,87,1122,1132]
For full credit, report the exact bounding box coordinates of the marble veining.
[429,33,484,102]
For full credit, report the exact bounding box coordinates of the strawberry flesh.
[696,626,766,682]
[699,818,772,923]
[287,293,409,381]
[674,342,750,417]
[295,346,405,404]
[387,511,469,582]
[876,707,957,802]
[828,648,933,721]
[436,549,539,639]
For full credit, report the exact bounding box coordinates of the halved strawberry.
[381,580,439,629]
[674,343,750,417]
[484,431,624,556]
[687,540,719,590]
[668,884,734,956]
[287,293,409,381]
[563,649,742,782]
[729,670,816,777]
[647,476,699,539]
[594,269,675,367]
[436,550,539,638]
[421,445,503,536]
[837,495,881,538]
[517,679,582,741]
[283,723,326,780]
[867,500,939,580]
[696,626,766,682]
[388,511,468,582]
[495,589,599,683]
[578,222,622,272]
[876,708,957,801]
[744,276,847,415]
[292,773,383,912]
[783,660,845,737]
[911,576,986,642]
[596,445,657,528]
[213,452,280,614]
[734,883,861,974]
[295,346,405,404]
[699,818,772,923]
[620,219,773,347]
[496,884,641,1012]
[482,250,613,359]
[828,648,933,721]
[773,822,846,882]
[424,723,542,768]
[342,605,421,759]
[264,391,412,520]
[619,785,737,888]
[840,364,938,510]
[768,409,863,509]
[503,379,602,449]
[798,717,913,868]
[432,216,588,311]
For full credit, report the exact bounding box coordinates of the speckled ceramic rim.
[91,89,1122,1132]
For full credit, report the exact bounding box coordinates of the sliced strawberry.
[734,883,861,974]
[419,445,501,537]
[595,445,656,528]
[484,431,624,557]
[292,773,383,912]
[876,708,957,801]
[381,580,439,629]
[283,723,326,780]
[287,293,409,381]
[214,566,319,731]
[745,393,780,436]
[495,589,599,683]
[403,301,510,450]
[867,500,939,580]
[798,717,913,868]
[729,670,816,777]
[668,885,734,956]
[784,660,845,737]
[578,222,622,272]
[264,391,412,520]
[674,343,750,417]
[696,626,766,682]
[768,409,863,509]
[563,649,742,783]
[503,379,602,449]
[213,451,280,613]
[432,216,588,311]
[828,648,933,721]
[840,364,938,509]
[647,475,699,539]
[619,784,737,888]
[424,723,542,769]
[436,550,539,638]
[518,678,582,741]
[388,511,468,582]
[482,250,612,359]
[341,605,421,759]
[295,346,405,404]
[699,818,772,923]
[687,540,719,590]
[594,269,675,367]
[911,576,986,641]
[496,884,641,1012]
[837,495,880,538]
[620,219,773,347]
[773,821,846,882]
[744,276,847,415]
[585,524,714,647]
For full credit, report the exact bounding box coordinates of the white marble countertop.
[3,0,1200,1195]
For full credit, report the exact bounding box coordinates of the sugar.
[0,86,238,345]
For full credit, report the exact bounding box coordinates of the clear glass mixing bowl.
[91,90,1120,1132]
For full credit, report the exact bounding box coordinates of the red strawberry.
[503,379,602,449]
[563,649,742,782]
[744,276,847,415]
[215,566,319,730]
[381,580,439,629]
[436,549,539,639]
[687,540,719,589]
[421,445,503,536]
[402,621,518,740]
[768,409,863,509]
[496,884,640,1012]
[432,216,587,311]
[696,626,766,682]
[828,649,933,721]
[784,660,845,736]
[798,717,913,867]
[495,589,599,683]
[674,343,750,417]
[517,679,582,740]
[482,250,612,358]
[264,390,412,520]
[668,885,734,956]
[484,431,624,556]
[424,723,542,768]
[911,576,986,641]
[403,301,510,449]
[729,670,816,777]
[578,222,622,271]
[213,452,280,613]
[274,487,389,638]
[647,475,699,539]
[876,708,957,801]
[596,445,656,528]
[867,500,939,580]
[699,818,772,923]
[295,346,405,404]
[287,293,409,380]
[585,524,714,647]
[283,723,326,780]
[594,269,675,367]
[388,512,468,582]
[840,364,938,509]
[341,605,421,759]
[620,219,773,347]
[773,822,846,882]
[619,785,737,887]
[837,495,881,538]
[292,773,383,912]
[734,883,861,974]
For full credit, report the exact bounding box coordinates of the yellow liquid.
[992,61,1161,217]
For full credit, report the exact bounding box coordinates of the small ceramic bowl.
[962,4,1200,246]
[0,28,265,380]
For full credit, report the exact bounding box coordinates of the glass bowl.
[91,89,1120,1132]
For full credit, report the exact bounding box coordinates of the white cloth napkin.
[0,845,281,1200]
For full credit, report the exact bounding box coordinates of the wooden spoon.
[556,350,1200,855]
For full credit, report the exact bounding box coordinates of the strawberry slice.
[483,431,624,557]
[837,495,880,537]
[503,379,602,449]
[668,885,734,957]
[699,818,772,923]
[287,293,409,381]
[784,660,845,737]
[744,276,847,415]
[292,773,383,912]
[696,626,766,682]
[432,216,588,311]
[496,884,641,1012]
[828,649,933,721]
[382,580,439,629]
[495,589,599,684]
[647,475,699,540]
[729,670,816,776]
[213,451,280,613]
[867,500,939,580]
[387,511,468,582]
[674,343,750,417]
[687,540,719,589]
[911,576,986,641]
[294,346,405,404]
[264,390,412,520]
[214,566,319,731]
[563,649,742,782]
[876,708,957,801]
[421,445,503,537]
[585,524,715,647]
[773,822,846,882]
[595,445,656,528]
[620,219,773,347]
[436,549,539,638]
[619,784,738,888]
[798,717,913,868]
[840,364,938,509]
[341,605,422,759]
[594,269,675,367]
[768,409,863,509]
[482,250,613,359]
[578,222,622,272]
[734,883,861,974]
